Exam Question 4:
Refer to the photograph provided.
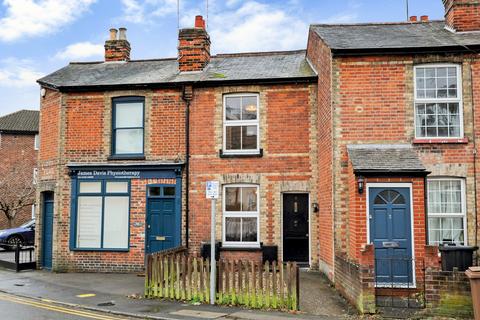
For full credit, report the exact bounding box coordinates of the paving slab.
[0,268,355,320]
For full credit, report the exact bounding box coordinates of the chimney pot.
[195,15,205,29]
[178,16,210,72]
[409,16,418,22]
[105,27,131,62]
[109,28,118,40]
[420,15,429,22]
[118,27,127,40]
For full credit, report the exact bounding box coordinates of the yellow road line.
[0,293,123,320]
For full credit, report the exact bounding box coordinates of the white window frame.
[427,177,467,245]
[34,134,39,150]
[222,93,260,155]
[413,64,464,139]
[222,184,260,248]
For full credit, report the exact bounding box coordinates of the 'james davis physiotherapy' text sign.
[75,169,178,180]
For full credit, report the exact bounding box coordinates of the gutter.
[36,76,318,93]
[331,45,480,57]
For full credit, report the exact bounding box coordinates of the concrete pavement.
[0,268,354,320]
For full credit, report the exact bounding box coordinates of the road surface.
[0,292,133,320]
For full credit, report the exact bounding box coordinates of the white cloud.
[0,0,97,42]
[54,42,104,60]
[120,0,179,24]
[207,1,308,53]
[0,58,42,88]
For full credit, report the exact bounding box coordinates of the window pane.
[242,217,257,242]
[226,126,241,150]
[225,97,241,120]
[77,196,102,248]
[115,102,143,128]
[225,187,241,211]
[79,182,101,193]
[242,96,258,120]
[242,126,257,150]
[115,129,143,154]
[106,182,128,193]
[242,187,257,211]
[225,217,241,241]
[148,187,161,196]
[164,187,175,196]
[103,196,129,249]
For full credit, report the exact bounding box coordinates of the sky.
[0,0,445,116]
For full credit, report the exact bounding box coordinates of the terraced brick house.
[0,110,39,230]
[35,17,318,272]
[306,0,480,312]
[35,0,480,315]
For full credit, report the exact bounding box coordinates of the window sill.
[219,149,263,158]
[70,248,129,252]
[108,155,146,161]
[413,138,468,144]
[221,245,262,252]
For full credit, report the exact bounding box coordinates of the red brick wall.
[188,84,317,264]
[330,54,479,261]
[306,28,335,276]
[444,0,480,32]
[65,93,105,157]
[38,81,317,271]
[0,133,37,229]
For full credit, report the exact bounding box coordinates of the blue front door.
[146,198,177,253]
[42,192,54,269]
[369,187,413,285]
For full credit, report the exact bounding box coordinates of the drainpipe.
[424,175,429,245]
[470,62,479,255]
[182,86,193,248]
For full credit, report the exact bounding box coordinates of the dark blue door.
[369,187,413,285]
[42,192,54,269]
[146,198,177,253]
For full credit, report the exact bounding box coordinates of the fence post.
[15,244,20,272]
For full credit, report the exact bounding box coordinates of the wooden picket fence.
[145,250,299,311]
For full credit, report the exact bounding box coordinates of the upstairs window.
[414,65,463,139]
[223,94,259,154]
[112,97,144,156]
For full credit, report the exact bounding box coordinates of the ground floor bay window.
[75,180,130,250]
[427,178,466,245]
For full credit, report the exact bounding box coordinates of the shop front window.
[76,180,130,250]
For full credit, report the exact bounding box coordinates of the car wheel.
[7,235,24,249]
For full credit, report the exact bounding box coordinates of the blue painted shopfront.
[68,165,182,253]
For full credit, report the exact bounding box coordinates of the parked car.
[0,220,35,250]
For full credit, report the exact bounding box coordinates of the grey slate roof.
[312,20,480,53]
[0,110,39,133]
[347,144,426,173]
[38,50,316,90]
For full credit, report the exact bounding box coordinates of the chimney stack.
[104,27,131,62]
[409,16,418,22]
[178,15,211,72]
[420,15,429,22]
[443,0,480,32]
